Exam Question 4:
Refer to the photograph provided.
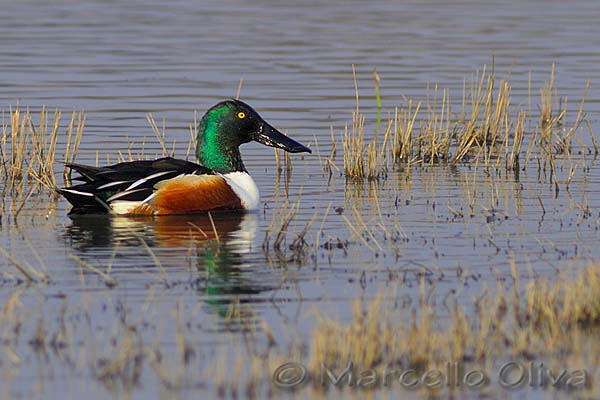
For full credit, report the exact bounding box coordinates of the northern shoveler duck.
[57,99,311,215]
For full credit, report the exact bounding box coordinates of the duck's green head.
[196,99,311,173]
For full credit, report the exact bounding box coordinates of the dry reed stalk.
[186,111,199,160]
[0,244,48,283]
[315,127,339,179]
[207,211,220,244]
[236,77,244,100]
[116,150,126,163]
[289,210,318,258]
[262,199,301,260]
[284,151,291,175]
[540,64,556,145]
[484,79,511,170]
[342,66,388,181]
[28,107,60,189]
[343,111,387,181]
[0,291,23,345]
[374,68,382,135]
[508,111,526,171]
[391,101,421,165]
[328,126,337,164]
[70,255,118,288]
[12,185,35,222]
[136,235,168,282]
[342,115,364,179]
[451,69,512,166]
[314,202,332,255]
[0,115,6,179]
[556,80,589,155]
[63,111,86,184]
[273,202,298,253]
[274,148,281,173]
[341,213,375,253]
[8,107,29,188]
[537,67,567,188]
[420,86,452,164]
[146,113,170,157]
[451,67,489,164]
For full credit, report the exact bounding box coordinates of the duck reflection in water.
[65,211,255,248]
[64,212,268,328]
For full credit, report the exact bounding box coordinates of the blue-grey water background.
[1,1,600,399]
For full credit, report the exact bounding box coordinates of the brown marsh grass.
[1,107,85,193]
[340,65,592,182]
[1,262,600,397]
[343,65,389,181]
[308,264,600,381]
[0,64,591,202]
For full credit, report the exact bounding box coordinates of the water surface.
[1,1,600,399]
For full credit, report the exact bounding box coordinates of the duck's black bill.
[254,123,311,154]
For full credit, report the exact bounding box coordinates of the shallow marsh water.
[2,1,600,399]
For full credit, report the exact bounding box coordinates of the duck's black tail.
[56,185,108,214]
[64,163,104,182]
[57,157,213,214]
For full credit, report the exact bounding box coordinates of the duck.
[57,99,311,215]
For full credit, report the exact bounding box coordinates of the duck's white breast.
[222,171,260,210]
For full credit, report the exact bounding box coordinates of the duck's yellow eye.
[237,112,246,119]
